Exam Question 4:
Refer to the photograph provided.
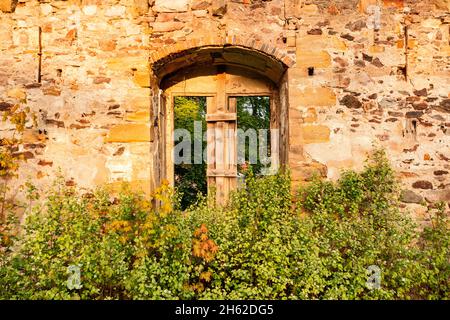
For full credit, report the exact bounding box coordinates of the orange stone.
[359,0,378,13]
[133,71,150,88]
[105,123,153,143]
[292,125,331,144]
[7,87,26,100]
[296,50,331,68]
[107,56,149,72]
[301,4,319,15]
[407,39,417,50]
[125,95,151,111]
[99,39,116,51]
[291,87,336,107]
[125,110,151,122]
[22,129,46,143]
[370,45,385,53]
[304,108,318,123]
[383,0,404,8]
[0,0,16,12]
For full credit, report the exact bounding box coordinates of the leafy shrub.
[0,150,448,300]
[173,96,207,209]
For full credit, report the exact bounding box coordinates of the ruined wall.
[0,0,449,220]
[1,0,154,194]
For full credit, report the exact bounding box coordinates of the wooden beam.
[207,169,237,177]
[206,112,237,122]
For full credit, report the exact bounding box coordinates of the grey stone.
[345,20,367,32]
[340,94,362,109]
[401,189,424,204]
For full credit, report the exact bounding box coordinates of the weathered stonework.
[0,0,16,13]
[0,0,449,221]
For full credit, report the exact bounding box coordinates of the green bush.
[0,150,448,300]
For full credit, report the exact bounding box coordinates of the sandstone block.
[129,143,152,155]
[43,87,61,96]
[370,45,385,53]
[125,96,151,111]
[289,144,306,163]
[212,0,227,17]
[291,161,327,182]
[383,0,404,8]
[133,0,149,15]
[0,0,16,13]
[284,0,302,18]
[105,6,126,17]
[82,5,97,16]
[292,125,331,144]
[286,30,296,47]
[7,88,26,101]
[40,3,52,16]
[132,158,151,181]
[22,129,46,144]
[296,50,331,69]
[297,35,347,52]
[192,0,211,10]
[421,18,442,28]
[107,56,149,73]
[0,23,12,47]
[153,0,189,13]
[301,4,319,15]
[304,108,317,123]
[152,21,184,32]
[126,87,151,98]
[291,86,336,107]
[99,39,116,51]
[133,71,150,88]
[433,0,450,11]
[193,9,208,18]
[125,110,151,122]
[105,123,153,143]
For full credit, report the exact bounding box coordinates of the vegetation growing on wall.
[173,96,207,210]
[1,100,36,260]
[0,150,448,300]
[173,96,272,209]
[236,96,271,175]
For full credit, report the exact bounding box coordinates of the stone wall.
[0,0,449,220]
